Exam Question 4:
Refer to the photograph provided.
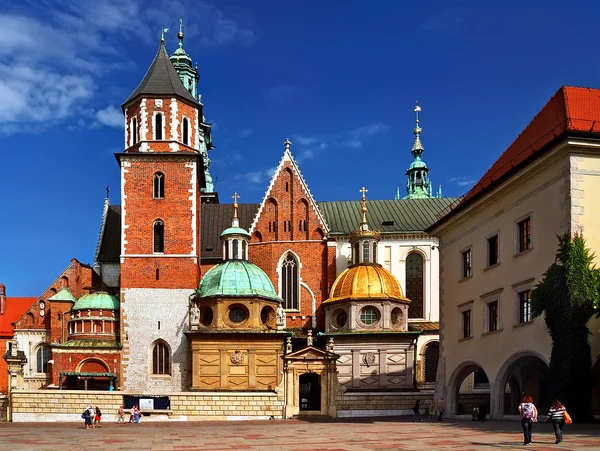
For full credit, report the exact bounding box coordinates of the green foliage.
[531,233,598,422]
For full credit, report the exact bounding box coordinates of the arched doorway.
[591,357,600,416]
[496,352,549,416]
[299,373,321,411]
[447,362,490,418]
[423,342,439,385]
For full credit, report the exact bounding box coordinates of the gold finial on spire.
[161,27,169,42]
[178,18,184,46]
[232,192,240,218]
[360,187,368,226]
[284,137,291,152]
[414,101,422,135]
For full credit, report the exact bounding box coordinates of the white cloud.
[237,167,276,184]
[0,1,257,133]
[447,176,476,187]
[96,105,123,128]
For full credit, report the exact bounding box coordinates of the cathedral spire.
[404,102,434,199]
[359,187,369,231]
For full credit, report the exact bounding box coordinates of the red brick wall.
[125,97,198,153]
[121,158,200,289]
[51,352,121,387]
[248,158,335,329]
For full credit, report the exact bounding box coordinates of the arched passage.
[591,356,600,416]
[447,361,491,418]
[495,351,549,417]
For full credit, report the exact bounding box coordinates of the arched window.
[153,172,164,199]
[153,220,165,253]
[362,242,370,263]
[154,113,163,140]
[36,345,50,373]
[182,117,189,145]
[152,341,170,375]
[242,241,247,259]
[406,252,424,318]
[131,117,138,145]
[353,243,359,264]
[281,253,299,310]
[232,240,239,259]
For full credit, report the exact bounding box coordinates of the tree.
[532,233,600,422]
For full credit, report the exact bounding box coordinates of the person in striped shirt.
[546,399,566,444]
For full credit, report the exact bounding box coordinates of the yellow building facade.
[430,86,600,419]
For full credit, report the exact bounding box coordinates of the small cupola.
[349,187,380,265]
[220,192,251,260]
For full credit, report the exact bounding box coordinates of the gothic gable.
[250,147,329,242]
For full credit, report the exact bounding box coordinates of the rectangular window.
[462,249,472,278]
[519,290,532,323]
[487,301,498,332]
[487,235,499,266]
[518,217,531,252]
[462,310,471,338]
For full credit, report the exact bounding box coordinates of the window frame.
[460,246,473,279]
[153,112,165,141]
[406,251,425,319]
[182,116,190,146]
[513,279,535,326]
[281,253,300,311]
[153,172,165,199]
[130,117,138,146]
[482,290,503,334]
[515,214,533,254]
[486,232,499,268]
[151,340,171,376]
[36,344,50,374]
[153,219,165,254]
[458,301,473,340]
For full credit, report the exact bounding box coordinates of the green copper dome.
[220,226,251,238]
[409,159,428,169]
[72,292,120,311]
[197,260,282,301]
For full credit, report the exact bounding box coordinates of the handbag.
[564,411,572,424]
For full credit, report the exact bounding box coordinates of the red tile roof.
[461,86,600,205]
[0,298,36,337]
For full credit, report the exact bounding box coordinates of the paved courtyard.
[0,417,599,450]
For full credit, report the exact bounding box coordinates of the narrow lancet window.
[183,118,189,145]
[154,220,165,253]
[155,114,163,140]
[153,172,164,199]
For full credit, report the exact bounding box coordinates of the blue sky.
[2,0,600,296]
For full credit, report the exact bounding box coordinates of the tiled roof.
[0,297,36,336]
[97,205,121,262]
[451,86,600,216]
[123,42,197,107]
[409,321,439,332]
[319,198,458,235]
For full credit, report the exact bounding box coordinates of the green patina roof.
[409,159,428,170]
[319,198,458,234]
[72,292,119,311]
[197,260,282,301]
[49,287,76,303]
[220,226,251,238]
[57,339,121,348]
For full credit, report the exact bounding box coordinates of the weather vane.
[161,26,169,42]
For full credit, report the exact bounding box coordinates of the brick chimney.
[0,283,6,315]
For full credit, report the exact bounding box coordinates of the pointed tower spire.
[232,192,240,227]
[404,102,433,199]
[348,187,380,265]
[177,18,184,49]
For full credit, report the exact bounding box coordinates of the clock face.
[229,307,247,323]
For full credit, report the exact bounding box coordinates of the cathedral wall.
[10,390,284,422]
[249,241,331,329]
[120,288,192,392]
[99,262,120,288]
[50,350,121,387]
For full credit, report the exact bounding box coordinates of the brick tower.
[117,31,208,391]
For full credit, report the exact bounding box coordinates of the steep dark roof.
[123,42,197,107]
[319,198,458,235]
[201,203,259,259]
[98,205,121,262]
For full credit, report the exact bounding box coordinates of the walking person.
[518,395,538,445]
[546,399,566,444]
[82,404,93,430]
[129,406,135,423]
[436,396,445,421]
[117,405,125,423]
[133,405,141,423]
[412,400,423,422]
[93,406,102,428]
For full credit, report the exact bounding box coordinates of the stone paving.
[0,417,599,451]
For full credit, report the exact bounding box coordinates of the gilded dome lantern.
[324,188,410,333]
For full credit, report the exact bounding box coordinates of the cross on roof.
[232,192,240,205]
[284,138,291,152]
[360,187,368,198]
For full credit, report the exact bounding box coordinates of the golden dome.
[325,264,410,304]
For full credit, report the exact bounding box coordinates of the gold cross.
[360,187,368,198]
[232,192,240,205]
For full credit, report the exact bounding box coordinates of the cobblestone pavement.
[1,417,599,451]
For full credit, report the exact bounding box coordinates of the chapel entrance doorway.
[299,372,321,411]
